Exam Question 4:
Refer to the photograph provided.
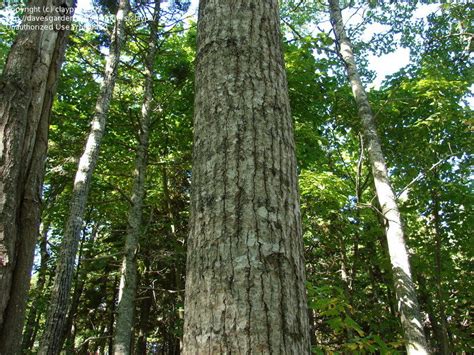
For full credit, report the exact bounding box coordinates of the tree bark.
[328,1,429,353]
[39,1,129,353]
[183,1,310,353]
[113,2,159,353]
[62,223,98,352]
[0,0,74,352]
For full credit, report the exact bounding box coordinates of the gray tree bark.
[39,1,129,353]
[328,0,429,353]
[0,0,74,352]
[113,2,159,353]
[183,1,310,353]
[62,223,98,352]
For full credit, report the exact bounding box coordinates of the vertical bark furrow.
[0,0,74,351]
[184,1,309,353]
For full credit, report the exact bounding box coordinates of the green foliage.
[287,1,472,353]
[2,0,470,352]
[0,22,15,73]
[307,283,403,353]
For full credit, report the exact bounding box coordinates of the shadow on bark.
[393,266,427,352]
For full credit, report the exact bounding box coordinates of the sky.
[364,4,439,87]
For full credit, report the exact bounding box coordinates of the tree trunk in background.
[308,307,317,347]
[183,1,310,353]
[113,2,159,353]
[163,166,184,350]
[328,0,429,353]
[430,186,450,354]
[63,224,98,352]
[338,232,354,340]
[22,180,66,351]
[107,275,120,354]
[21,223,51,351]
[135,263,153,355]
[417,276,443,352]
[0,0,74,352]
[39,1,129,353]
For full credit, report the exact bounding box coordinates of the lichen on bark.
[183,1,310,353]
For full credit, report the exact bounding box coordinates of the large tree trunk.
[183,1,310,353]
[113,2,159,353]
[39,1,129,353]
[328,1,429,353]
[0,0,74,352]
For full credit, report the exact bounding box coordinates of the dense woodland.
[0,0,472,354]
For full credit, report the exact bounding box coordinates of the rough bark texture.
[183,1,310,353]
[0,0,74,352]
[39,1,129,353]
[113,2,158,353]
[328,0,429,353]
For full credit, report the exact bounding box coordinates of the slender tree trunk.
[162,166,184,350]
[0,0,74,352]
[62,232,87,354]
[183,1,310,353]
[134,296,152,355]
[107,275,120,355]
[39,1,129,353]
[417,275,441,352]
[163,166,176,236]
[63,223,98,352]
[308,307,317,348]
[430,187,450,354]
[351,133,364,287]
[328,1,429,353]
[113,3,159,353]
[23,182,67,351]
[135,265,153,355]
[21,223,51,351]
[338,233,354,340]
